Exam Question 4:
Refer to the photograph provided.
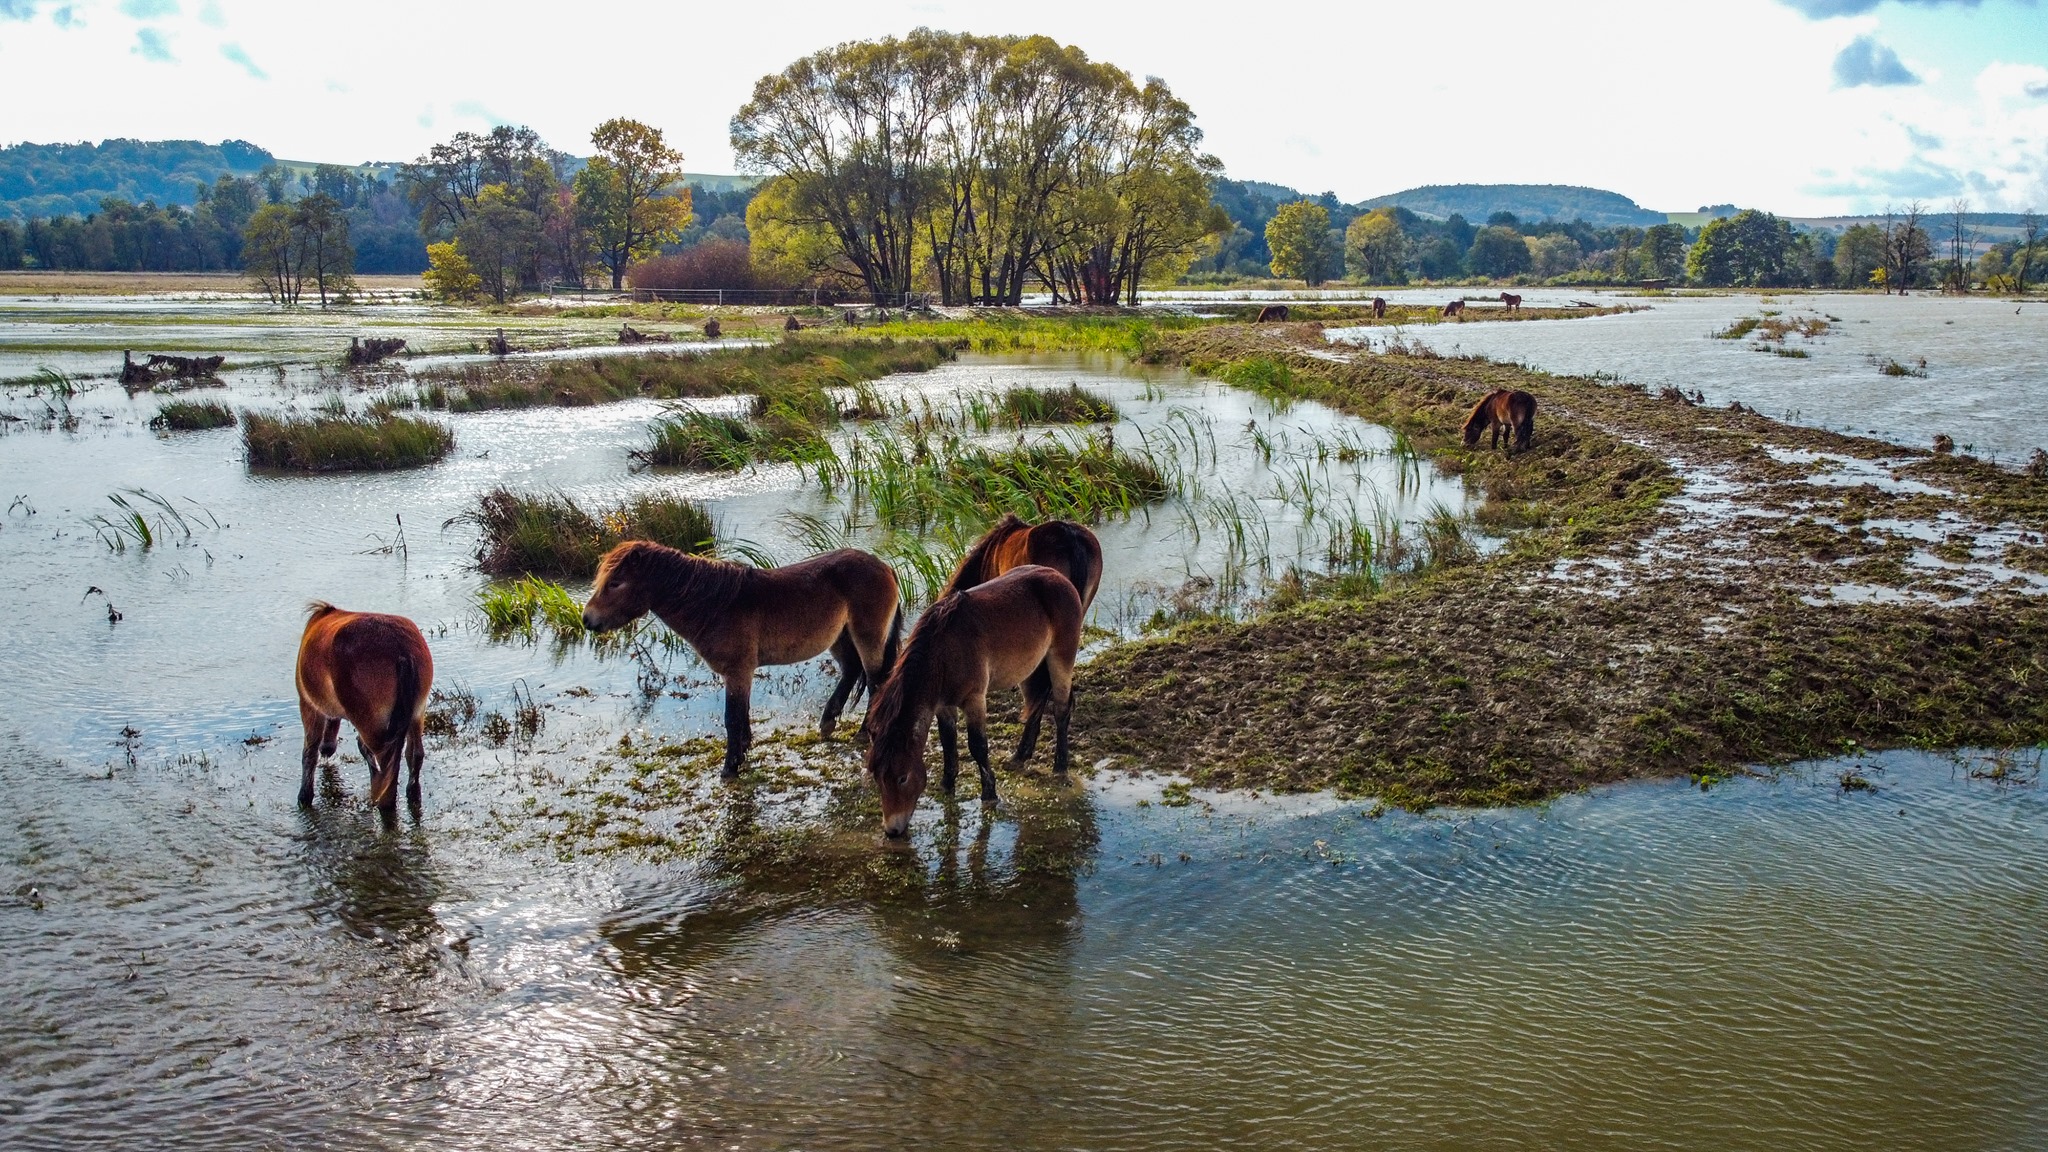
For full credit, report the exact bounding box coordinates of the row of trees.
[732,30,1224,305]
[401,120,692,300]
[1256,201,1695,287]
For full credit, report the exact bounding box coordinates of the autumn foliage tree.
[576,118,692,290]
[1265,201,1338,286]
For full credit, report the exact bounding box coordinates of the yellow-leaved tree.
[574,118,691,290]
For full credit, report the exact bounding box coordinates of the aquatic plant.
[478,575,587,638]
[85,488,215,552]
[242,411,454,471]
[822,427,1171,531]
[456,487,716,578]
[637,411,756,471]
[1712,317,1761,340]
[151,399,235,431]
[998,383,1118,425]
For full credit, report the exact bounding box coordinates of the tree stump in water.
[486,329,513,356]
[345,337,407,366]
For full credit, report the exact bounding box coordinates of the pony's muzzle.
[882,811,911,839]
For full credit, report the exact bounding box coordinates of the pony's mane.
[1462,394,1495,436]
[939,514,1029,598]
[597,539,746,616]
[867,594,971,756]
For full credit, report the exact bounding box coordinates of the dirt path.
[1072,324,2048,806]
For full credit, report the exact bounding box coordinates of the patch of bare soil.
[1075,325,2048,807]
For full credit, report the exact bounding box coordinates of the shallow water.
[1326,291,2048,462]
[5,739,2042,1149]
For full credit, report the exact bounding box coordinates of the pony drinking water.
[581,541,902,778]
[295,602,434,812]
[864,565,1083,838]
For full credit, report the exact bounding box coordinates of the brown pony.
[1255,304,1290,322]
[582,541,902,778]
[1500,292,1523,312]
[1371,297,1387,319]
[1462,389,1538,452]
[864,565,1083,838]
[296,602,434,811]
[1444,299,1466,318]
[939,513,1103,613]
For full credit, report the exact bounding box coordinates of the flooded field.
[6,299,2048,1148]
[1326,290,2048,463]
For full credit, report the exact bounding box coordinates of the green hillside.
[1360,183,1668,228]
[0,138,273,219]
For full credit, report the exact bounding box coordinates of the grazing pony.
[1372,297,1387,319]
[1255,304,1290,322]
[1462,389,1538,453]
[582,541,902,777]
[1444,299,1466,319]
[296,602,434,811]
[1500,292,1523,312]
[940,513,1103,613]
[864,565,1083,838]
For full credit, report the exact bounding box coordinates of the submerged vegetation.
[242,410,454,471]
[457,487,715,578]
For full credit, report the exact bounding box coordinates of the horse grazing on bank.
[1372,297,1387,319]
[296,602,434,812]
[1444,300,1466,319]
[1499,292,1523,312]
[1463,389,1538,453]
[582,541,902,778]
[1255,304,1290,322]
[864,565,1083,838]
[940,514,1103,613]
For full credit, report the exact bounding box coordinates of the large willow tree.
[731,29,1219,305]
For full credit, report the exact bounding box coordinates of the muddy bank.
[1072,324,2048,806]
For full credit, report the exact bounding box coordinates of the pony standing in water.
[1463,388,1538,453]
[581,541,902,778]
[940,513,1103,612]
[296,602,434,812]
[865,565,1083,839]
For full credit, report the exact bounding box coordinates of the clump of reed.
[456,487,715,577]
[478,575,588,637]
[820,427,1170,531]
[1871,355,1929,378]
[1712,317,1762,340]
[998,383,1118,425]
[637,411,757,470]
[413,339,956,413]
[151,399,235,431]
[242,410,454,471]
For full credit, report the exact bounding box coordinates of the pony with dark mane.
[296,601,434,812]
[1371,297,1387,319]
[864,565,1083,838]
[1463,389,1537,453]
[582,541,902,777]
[940,513,1103,612]
[1444,300,1466,319]
[1499,292,1523,312]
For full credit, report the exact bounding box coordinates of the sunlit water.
[4,333,2045,1148]
[1326,290,2048,463]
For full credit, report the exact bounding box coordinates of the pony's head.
[861,596,963,838]
[583,541,662,632]
[1462,396,1493,447]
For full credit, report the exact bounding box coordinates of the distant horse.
[1255,304,1290,322]
[864,566,1083,838]
[296,602,434,812]
[1500,292,1523,312]
[1444,300,1466,319]
[1462,389,1537,452]
[940,513,1103,613]
[1372,297,1387,319]
[582,541,902,777]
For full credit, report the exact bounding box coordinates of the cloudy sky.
[1,0,2044,214]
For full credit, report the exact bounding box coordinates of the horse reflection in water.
[296,801,458,985]
[597,779,1097,1135]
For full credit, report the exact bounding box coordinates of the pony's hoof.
[297,791,314,808]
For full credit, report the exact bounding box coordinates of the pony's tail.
[880,602,904,681]
[305,599,339,621]
[370,654,418,807]
[1050,521,1100,606]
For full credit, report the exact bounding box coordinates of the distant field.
[0,271,422,296]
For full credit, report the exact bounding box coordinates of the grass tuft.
[151,399,235,431]
[457,487,716,578]
[242,411,454,471]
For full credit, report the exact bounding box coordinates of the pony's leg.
[1048,657,1076,779]
[298,702,326,807]
[721,672,754,779]
[374,740,403,816]
[1011,662,1051,769]
[964,696,998,808]
[819,632,861,739]
[320,716,342,758]
[405,718,425,808]
[937,707,961,796]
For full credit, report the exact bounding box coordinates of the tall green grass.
[999,383,1118,425]
[151,399,235,431]
[821,427,1170,531]
[637,411,757,470]
[457,487,716,577]
[242,411,454,471]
